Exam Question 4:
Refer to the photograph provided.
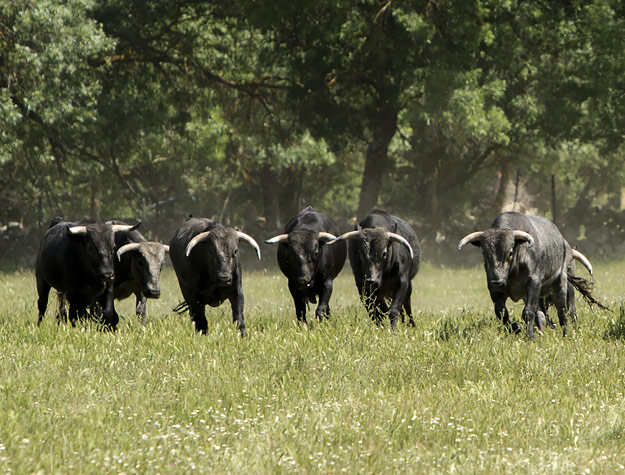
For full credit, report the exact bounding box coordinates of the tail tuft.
[568,274,611,311]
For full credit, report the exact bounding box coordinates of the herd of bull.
[34,206,604,339]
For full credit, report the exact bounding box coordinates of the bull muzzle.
[364,278,380,291]
[216,274,233,287]
[145,286,161,299]
[487,279,506,291]
[101,271,114,282]
[296,276,313,289]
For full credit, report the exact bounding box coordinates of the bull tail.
[173,301,189,314]
[567,274,611,311]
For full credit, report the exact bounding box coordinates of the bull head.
[458,228,534,291]
[265,231,336,289]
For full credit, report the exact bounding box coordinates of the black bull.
[35,219,139,329]
[265,206,347,324]
[458,211,603,338]
[330,210,422,329]
[169,217,261,337]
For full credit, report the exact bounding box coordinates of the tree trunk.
[356,101,398,219]
[551,174,557,227]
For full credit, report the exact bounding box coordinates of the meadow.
[0,261,624,473]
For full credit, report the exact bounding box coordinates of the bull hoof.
[509,321,523,334]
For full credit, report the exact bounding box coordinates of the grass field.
[1,261,624,473]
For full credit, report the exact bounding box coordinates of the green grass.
[1,262,624,473]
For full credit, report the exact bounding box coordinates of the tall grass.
[0,262,623,473]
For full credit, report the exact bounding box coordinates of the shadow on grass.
[434,310,492,342]
[604,302,625,341]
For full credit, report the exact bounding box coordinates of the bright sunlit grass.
[0,262,623,472]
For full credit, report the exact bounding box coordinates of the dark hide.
[110,221,169,326]
[169,217,256,337]
[348,210,422,329]
[35,220,137,330]
[459,211,595,338]
[269,206,347,324]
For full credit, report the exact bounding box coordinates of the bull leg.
[524,278,542,340]
[99,284,119,331]
[135,293,147,326]
[402,284,415,327]
[315,279,333,321]
[189,301,208,334]
[288,280,308,325]
[57,292,68,323]
[490,291,512,331]
[229,290,246,338]
[389,280,411,330]
[36,277,51,325]
[373,297,389,326]
[554,276,569,337]
[567,280,577,326]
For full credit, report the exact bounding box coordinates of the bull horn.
[327,230,361,244]
[572,249,593,276]
[163,244,170,253]
[67,225,87,236]
[264,234,288,245]
[458,231,485,250]
[318,232,337,243]
[186,231,211,257]
[387,232,414,259]
[111,222,141,234]
[512,230,534,247]
[238,232,262,260]
[116,243,142,260]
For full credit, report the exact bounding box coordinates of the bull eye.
[382,249,388,259]
[233,248,238,257]
[508,248,514,260]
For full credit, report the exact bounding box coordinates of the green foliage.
[3,0,625,248]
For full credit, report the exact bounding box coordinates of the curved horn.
[111,222,141,234]
[458,231,485,250]
[318,232,337,243]
[512,230,534,247]
[572,249,593,276]
[162,244,170,253]
[328,230,362,244]
[387,232,414,259]
[116,242,142,260]
[264,234,289,245]
[67,225,87,236]
[185,231,211,257]
[237,232,261,260]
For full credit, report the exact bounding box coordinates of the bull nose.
[365,278,379,289]
[488,280,505,291]
[101,272,114,282]
[297,276,312,288]
[147,288,161,298]
[216,275,232,287]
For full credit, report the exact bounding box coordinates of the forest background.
[2,0,625,265]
